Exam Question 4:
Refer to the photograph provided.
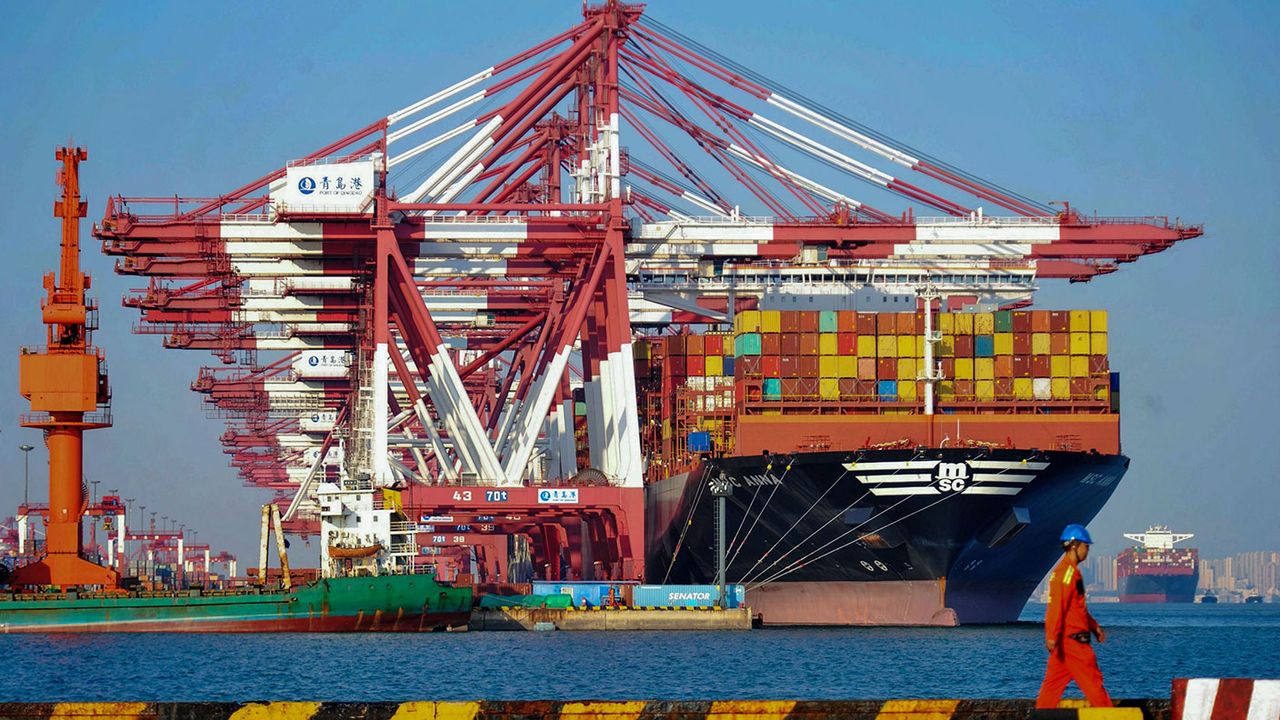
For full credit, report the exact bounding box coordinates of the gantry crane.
[12,147,118,589]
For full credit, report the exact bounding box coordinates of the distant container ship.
[1118,526,1198,603]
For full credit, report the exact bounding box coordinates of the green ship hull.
[0,574,472,633]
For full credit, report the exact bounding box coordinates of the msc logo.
[932,461,971,494]
[297,176,316,195]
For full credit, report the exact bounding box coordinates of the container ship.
[640,304,1126,625]
[1118,526,1198,603]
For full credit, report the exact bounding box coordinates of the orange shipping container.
[799,312,820,333]
[800,335,820,355]
[1032,311,1052,333]
[897,312,917,334]
[1013,333,1032,355]
[857,357,877,380]
[877,358,897,379]
[1012,312,1032,333]
[837,310,857,333]
[780,311,801,333]
[1050,333,1069,354]
[781,334,800,355]
[762,334,781,356]
[705,334,725,355]
[995,355,1014,378]
[857,312,877,335]
[876,313,896,334]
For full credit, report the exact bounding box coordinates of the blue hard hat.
[1060,524,1093,544]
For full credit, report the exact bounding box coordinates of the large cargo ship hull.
[0,574,471,633]
[647,448,1127,625]
[1119,573,1198,603]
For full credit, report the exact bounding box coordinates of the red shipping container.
[667,335,687,355]
[837,333,857,354]
[954,336,975,357]
[955,380,974,397]
[737,356,762,376]
[940,358,955,378]
[669,356,687,377]
[1049,311,1070,332]
[1050,333,1069,354]
[857,312,877,335]
[780,355,800,377]
[1031,311,1052,333]
[799,356,820,377]
[687,356,705,376]
[839,378,859,397]
[1012,312,1032,333]
[705,334,724,355]
[1013,356,1032,378]
[761,356,782,378]
[995,378,1014,398]
[876,313,896,334]
[1031,356,1050,376]
[782,378,818,397]
[857,357,877,380]
[799,334,820,355]
[1013,333,1032,355]
[837,310,857,333]
[799,312,820,333]
[686,334,704,355]
[897,312,917,334]
[1070,378,1091,397]
[762,334,781,356]
[781,334,801,355]
[856,379,878,396]
[1090,355,1109,373]
[877,358,897,379]
[780,311,801,333]
[994,356,1014,378]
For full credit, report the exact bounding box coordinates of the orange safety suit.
[1036,555,1112,708]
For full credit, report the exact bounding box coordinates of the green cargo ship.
[0,573,472,633]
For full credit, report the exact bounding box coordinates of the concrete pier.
[469,606,753,631]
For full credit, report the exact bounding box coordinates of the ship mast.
[11,147,119,589]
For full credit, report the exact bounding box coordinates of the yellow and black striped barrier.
[0,699,1168,719]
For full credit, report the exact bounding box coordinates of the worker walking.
[1036,524,1113,709]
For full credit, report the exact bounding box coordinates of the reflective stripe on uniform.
[1063,566,1075,584]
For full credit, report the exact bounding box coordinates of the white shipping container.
[1033,378,1053,400]
[301,410,338,432]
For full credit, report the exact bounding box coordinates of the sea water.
[0,603,1276,701]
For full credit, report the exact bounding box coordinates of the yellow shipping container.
[760,310,781,333]
[1014,377,1034,400]
[994,333,1013,356]
[878,335,897,357]
[939,314,954,334]
[1095,386,1110,402]
[974,312,995,335]
[1050,355,1070,378]
[1032,333,1051,355]
[939,380,955,399]
[955,357,975,380]
[975,357,994,380]
[1090,310,1108,332]
[705,356,724,376]
[735,310,761,334]
[975,380,995,400]
[1069,310,1091,332]
[1070,332,1091,355]
[820,333,838,355]
[898,358,917,379]
[1091,333,1108,354]
[1052,378,1071,399]
[954,313,974,335]
[820,378,840,400]
[897,335,916,357]
[820,356,839,378]
[838,356,857,378]
[898,380,918,401]
[1070,356,1090,377]
[858,335,877,356]
[939,335,955,357]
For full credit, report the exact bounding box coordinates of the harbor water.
[0,603,1275,701]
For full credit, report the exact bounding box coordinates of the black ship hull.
[646,448,1128,625]
[1119,573,1198,603]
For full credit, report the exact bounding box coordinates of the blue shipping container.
[687,431,712,453]
[974,335,995,357]
[877,380,897,401]
[531,582,615,607]
[723,356,735,376]
[762,378,782,399]
[633,584,745,608]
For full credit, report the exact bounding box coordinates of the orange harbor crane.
[12,148,118,589]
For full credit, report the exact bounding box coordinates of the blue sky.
[0,1,1276,563]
